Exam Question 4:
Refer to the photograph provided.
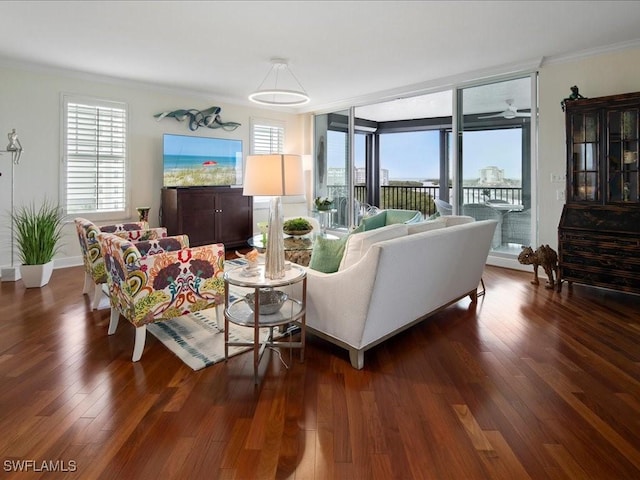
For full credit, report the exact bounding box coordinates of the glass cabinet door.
[607,108,638,203]
[569,112,599,202]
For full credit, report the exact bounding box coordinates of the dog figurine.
[518,245,559,291]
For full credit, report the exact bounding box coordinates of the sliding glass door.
[312,73,537,259]
[457,76,535,254]
[313,109,356,230]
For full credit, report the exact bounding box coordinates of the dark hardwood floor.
[1,263,639,479]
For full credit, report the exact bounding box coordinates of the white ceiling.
[2,1,640,119]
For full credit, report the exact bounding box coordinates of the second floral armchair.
[99,232,225,361]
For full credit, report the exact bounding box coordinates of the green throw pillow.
[427,211,440,220]
[361,212,386,231]
[309,235,349,273]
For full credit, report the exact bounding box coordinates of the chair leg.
[82,272,93,296]
[132,326,147,362]
[478,277,486,297]
[215,304,224,331]
[108,308,120,335]
[91,283,104,310]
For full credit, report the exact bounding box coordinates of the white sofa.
[287,216,497,369]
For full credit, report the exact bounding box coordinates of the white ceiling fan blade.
[478,112,506,119]
[478,110,531,119]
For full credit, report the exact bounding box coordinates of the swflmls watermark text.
[4,459,77,473]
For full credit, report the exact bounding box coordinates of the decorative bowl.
[244,289,288,315]
[283,227,312,236]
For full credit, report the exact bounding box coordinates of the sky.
[329,128,523,181]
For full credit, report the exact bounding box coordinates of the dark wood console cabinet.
[161,187,253,248]
[559,91,640,295]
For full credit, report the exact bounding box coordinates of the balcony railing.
[328,185,524,217]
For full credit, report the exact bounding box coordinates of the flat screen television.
[163,134,243,187]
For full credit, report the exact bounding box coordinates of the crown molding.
[0,56,256,109]
[305,38,640,115]
[305,58,544,116]
[541,38,640,66]
[4,36,640,118]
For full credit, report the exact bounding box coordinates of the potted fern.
[11,200,65,288]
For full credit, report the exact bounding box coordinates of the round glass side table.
[224,263,307,385]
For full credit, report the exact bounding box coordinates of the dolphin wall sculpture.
[154,106,241,131]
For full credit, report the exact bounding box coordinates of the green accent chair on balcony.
[352,208,423,233]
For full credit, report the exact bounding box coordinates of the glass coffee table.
[248,232,339,266]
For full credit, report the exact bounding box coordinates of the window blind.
[64,100,127,214]
[252,122,284,154]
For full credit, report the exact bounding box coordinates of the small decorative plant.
[12,199,65,265]
[257,221,268,245]
[283,217,313,235]
[314,197,333,211]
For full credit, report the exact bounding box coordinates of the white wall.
[0,63,306,272]
[537,46,640,248]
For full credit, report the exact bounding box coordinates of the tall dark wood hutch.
[161,186,253,248]
[559,91,640,295]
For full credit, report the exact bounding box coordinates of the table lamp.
[243,154,305,279]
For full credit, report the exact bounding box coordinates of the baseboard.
[1,256,83,281]
[486,254,529,272]
[0,266,21,282]
[53,256,84,270]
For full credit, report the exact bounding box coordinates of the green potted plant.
[314,197,333,211]
[283,217,313,236]
[11,199,65,288]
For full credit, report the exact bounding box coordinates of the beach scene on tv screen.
[163,135,242,187]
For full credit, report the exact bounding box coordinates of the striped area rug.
[146,259,286,371]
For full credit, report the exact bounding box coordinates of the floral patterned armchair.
[74,217,168,310]
[98,232,225,361]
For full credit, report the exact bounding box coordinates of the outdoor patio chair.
[461,204,503,248]
[501,209,531,246]
[434,199,453,216]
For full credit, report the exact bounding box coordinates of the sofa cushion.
[309,235,349,273]
[442,215,475,227]
[407,217,446,234]
[339,223,408,271]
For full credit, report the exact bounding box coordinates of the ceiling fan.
[478,99,531,119]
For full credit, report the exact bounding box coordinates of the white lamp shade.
[243,154,305,196]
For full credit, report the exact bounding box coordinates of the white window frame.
[61,94,130,222]
[250,117,286,205]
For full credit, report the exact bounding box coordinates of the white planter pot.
[20,261,54,288]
